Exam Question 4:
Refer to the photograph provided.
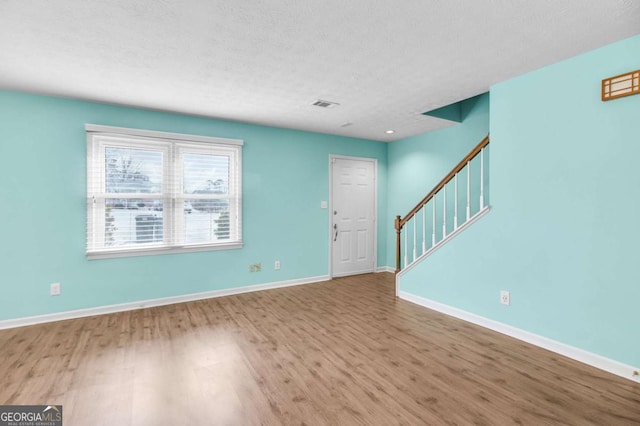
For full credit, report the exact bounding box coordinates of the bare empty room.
[1,1,639,425]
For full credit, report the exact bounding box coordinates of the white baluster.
[466,161,471,220]
[432,199,436,247]
[442,187,447,238]
[454,173,459,229]
[412,217,417,262]
[403,227,408,268]
[480,148,485,209]
[422,207,426,254]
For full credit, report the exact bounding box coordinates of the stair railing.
[395,135,490,273]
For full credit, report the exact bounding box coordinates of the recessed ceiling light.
[385,130,395,134]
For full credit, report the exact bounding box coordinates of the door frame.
[328,154,378,278]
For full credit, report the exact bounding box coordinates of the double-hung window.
[86,125,242,259]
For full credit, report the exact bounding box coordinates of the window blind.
[86,125,242,259]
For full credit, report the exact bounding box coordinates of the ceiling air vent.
[312,99,339,108]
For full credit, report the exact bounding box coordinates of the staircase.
[395,135,490,277]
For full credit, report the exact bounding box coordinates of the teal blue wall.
[387,94,490,267]
[4,33,639,371]
[399,34,640,367]
[0,91,387,321]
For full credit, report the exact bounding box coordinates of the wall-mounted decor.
[602,69,639,101]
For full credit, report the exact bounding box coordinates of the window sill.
[87,241,243,260]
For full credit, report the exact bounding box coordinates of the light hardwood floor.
[1,273,638,425]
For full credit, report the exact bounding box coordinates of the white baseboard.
[376,266,395,273]
[399,291,640,383]
[0,275,331,330]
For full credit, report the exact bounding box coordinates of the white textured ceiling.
[0,1,639,142]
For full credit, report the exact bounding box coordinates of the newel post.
[394,215,402,273]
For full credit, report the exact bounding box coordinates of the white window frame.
[86,124,243,260]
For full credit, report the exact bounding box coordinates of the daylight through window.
[86,125,242,259]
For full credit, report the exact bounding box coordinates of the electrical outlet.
[500,290,510,306]
[274,260,281,270]
[50,282,61,296]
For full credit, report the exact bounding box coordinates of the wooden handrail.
[394,135,489,273]
[399,135,489,229]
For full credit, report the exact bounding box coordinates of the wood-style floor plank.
[0,273,638,425]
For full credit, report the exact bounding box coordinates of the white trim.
[397,206,490,280]
[85,124,243,146]
[398,291,640,383]
[332,268,377,278]
[376,266,395,273]
[328,155,378,278]
[0,274,330,330]
[87,242,243,260]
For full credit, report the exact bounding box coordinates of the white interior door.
[331,156,376,277]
